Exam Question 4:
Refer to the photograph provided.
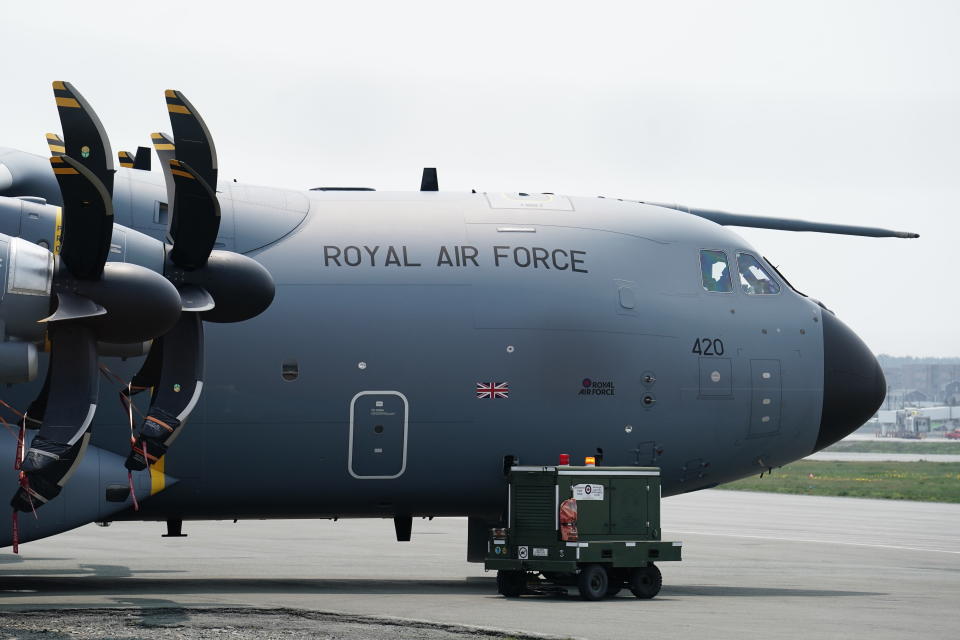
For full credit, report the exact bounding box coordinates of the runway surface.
[1,490,958,639]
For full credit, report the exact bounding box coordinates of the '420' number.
[692,338,724,356]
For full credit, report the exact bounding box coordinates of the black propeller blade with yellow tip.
[167,158,220,269]
[51,81,114,194]
[132,146,151,171]
[45,133,65,157]
[118,148,152,171]
[151,132,176,216]
[50,155,112,280]
[164,90,217,185]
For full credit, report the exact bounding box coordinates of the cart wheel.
[577,564,609,601]
[629,564,662,599]
[606,569,626,597]
[496,570,527,597]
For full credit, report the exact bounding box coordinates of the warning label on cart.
[572,484,604,500]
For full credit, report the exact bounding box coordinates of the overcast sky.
[3,1,958,356]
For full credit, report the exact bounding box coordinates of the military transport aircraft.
[0,82,915,557]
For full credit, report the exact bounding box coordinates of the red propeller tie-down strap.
[11,324,98,513]
[101,368,143,512]
[125,313,203,472]
[2,400,37,553]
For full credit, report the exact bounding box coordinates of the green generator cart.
[484,464,681,600]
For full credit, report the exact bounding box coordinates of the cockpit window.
[700,250,732,293]
[737,253,780,295]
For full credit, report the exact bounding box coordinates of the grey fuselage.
[0,152,881,546]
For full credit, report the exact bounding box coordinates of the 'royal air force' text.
[322,245,588,273]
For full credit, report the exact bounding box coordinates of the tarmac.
[1,489,958,639]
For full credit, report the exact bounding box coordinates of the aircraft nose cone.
[815,311,886,452]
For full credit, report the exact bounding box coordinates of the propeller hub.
[72,262,183,344]
[168,249,275,323]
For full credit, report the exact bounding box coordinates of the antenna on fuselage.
[420,167,438,192]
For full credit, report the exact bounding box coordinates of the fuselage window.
[737,253,780,295]
[700,250,732,293]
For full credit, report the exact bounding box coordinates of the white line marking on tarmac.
[670,530,960,555]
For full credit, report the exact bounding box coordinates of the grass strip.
[716,460,960,503]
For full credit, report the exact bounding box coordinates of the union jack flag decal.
[476,381,509,399]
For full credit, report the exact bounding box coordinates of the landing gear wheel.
[606,569,626,597]
[577,564,609,601]
[629,564,662,599]
[497,570,526,597]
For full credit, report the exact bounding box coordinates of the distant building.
[945,380,960,405]
[878,361,960,407]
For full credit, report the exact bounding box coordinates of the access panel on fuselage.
[749,359,782,437]
[699,357,733,397]
[349,391,408,479]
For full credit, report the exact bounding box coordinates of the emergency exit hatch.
[349,391,409,479]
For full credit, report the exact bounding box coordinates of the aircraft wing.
[641,202,919,239]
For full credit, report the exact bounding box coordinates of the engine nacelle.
[0,234,53,344]
[0,341,37,383]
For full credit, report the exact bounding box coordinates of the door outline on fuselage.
[348,390,410,480]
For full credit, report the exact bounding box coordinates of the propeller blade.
[132,146,152,171]
[39,292,106,323]
[178,284,215,312]
[129,335,164,393]
[160,90,221,269]
[126,313,203,471]
[12,323,98,512]
[20,367,50,431]
[151,132,176,211]
[164,90,217,187]
[49,155,113,280]
[166,159,220,269]
[45,133,65,157]
[120,147,152,171]
[51,81,115,195]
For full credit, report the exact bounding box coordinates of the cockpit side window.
[737,252,781,295]
[699,250,732,293]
